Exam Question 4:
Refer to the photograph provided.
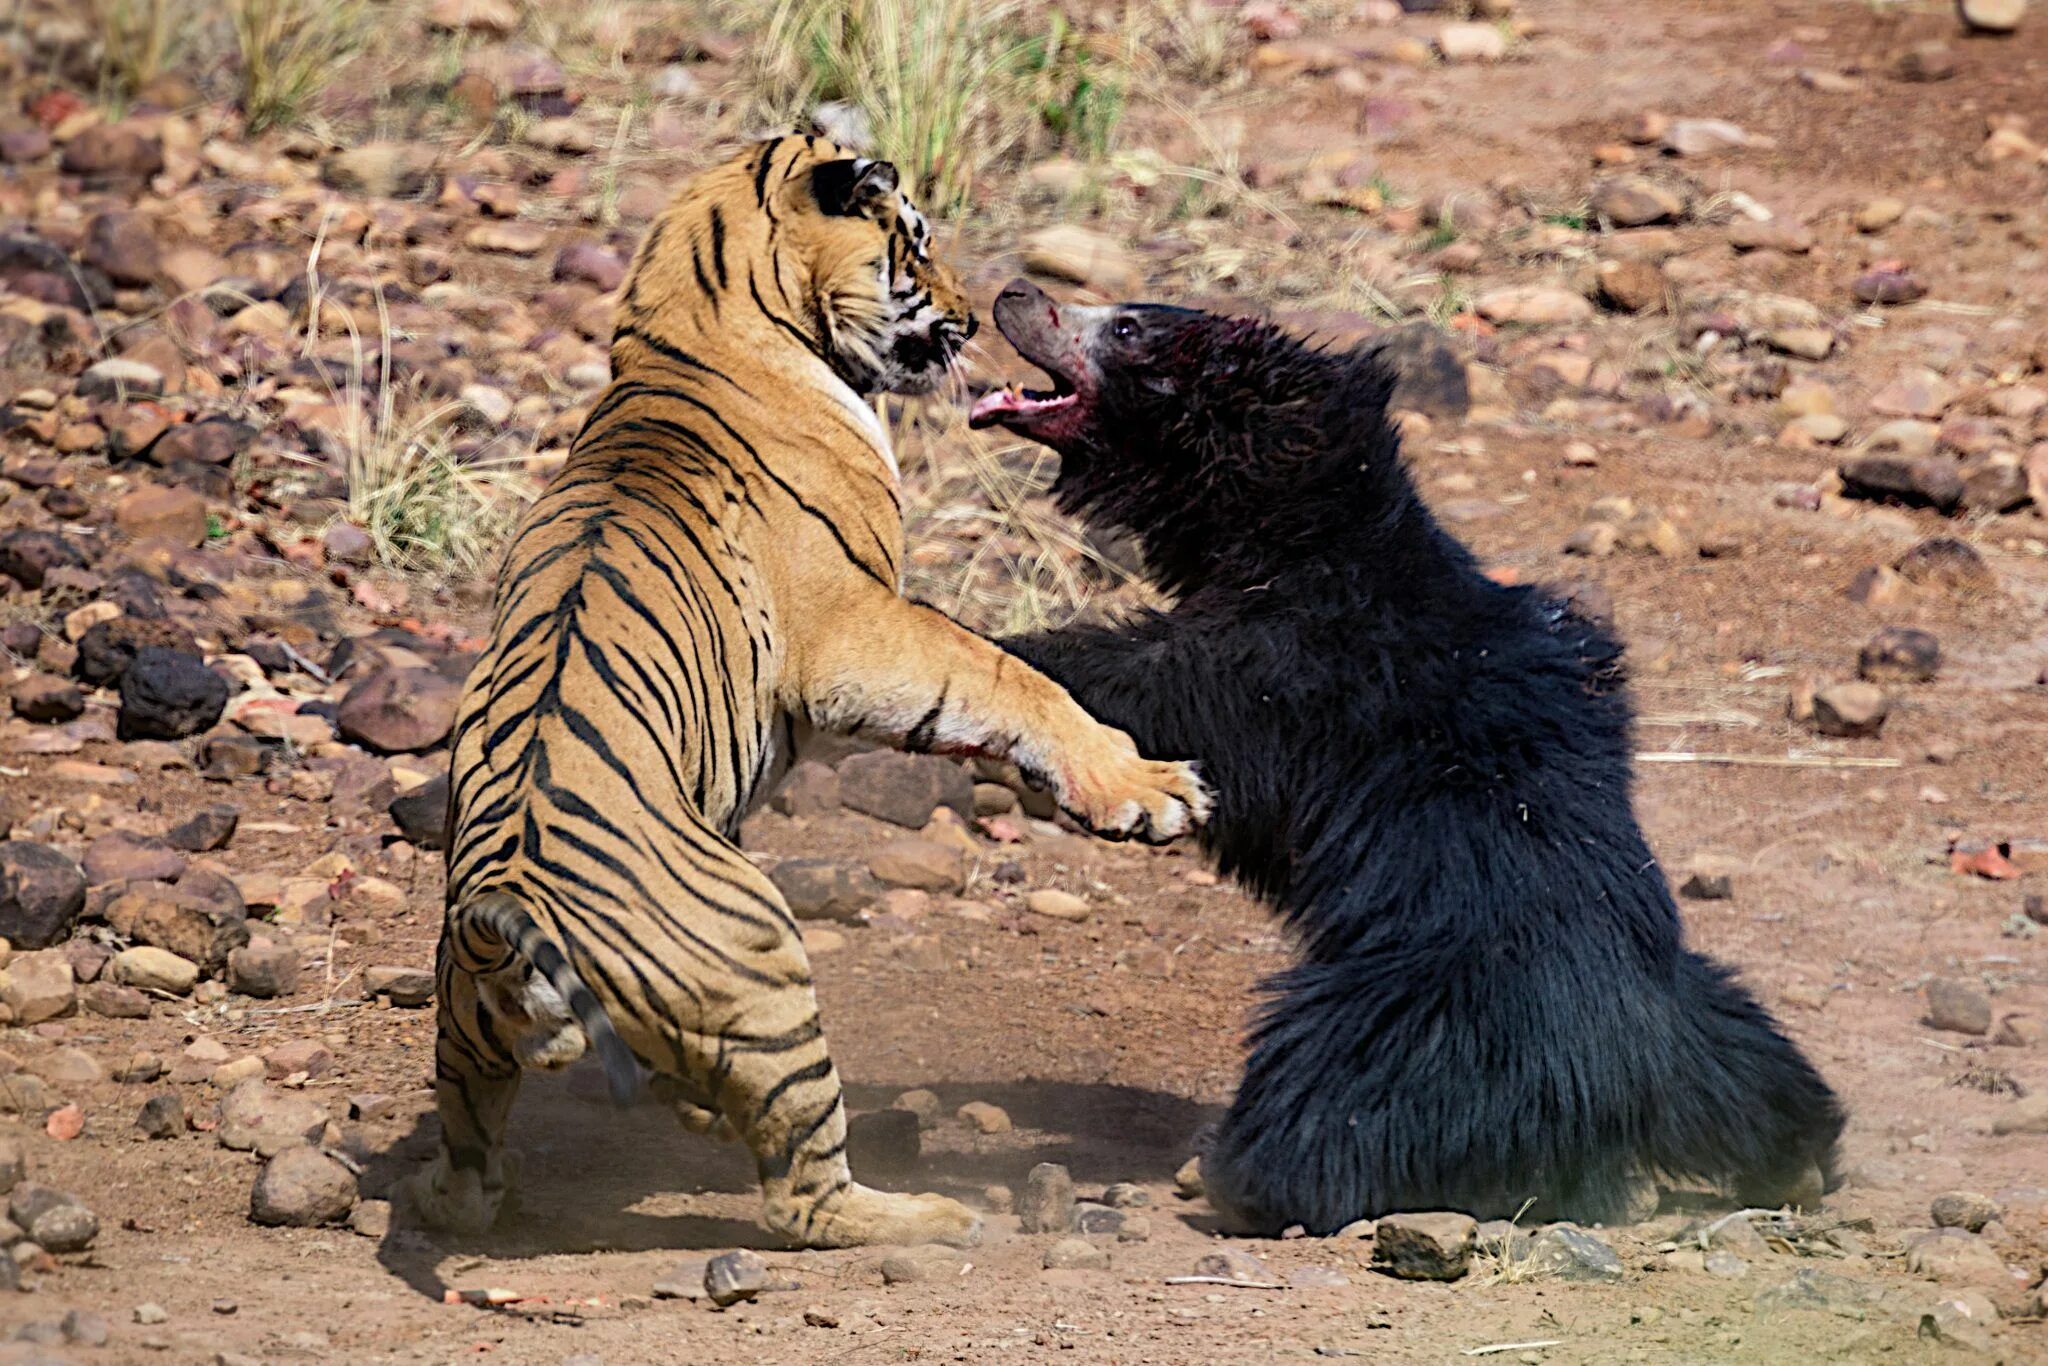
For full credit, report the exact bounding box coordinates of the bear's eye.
[1111,317,1136,342]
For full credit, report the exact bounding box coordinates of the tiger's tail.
[465,890,641,1106]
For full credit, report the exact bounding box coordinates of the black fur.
[1004,304,1844,1234]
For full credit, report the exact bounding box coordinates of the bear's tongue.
[968,384,1077,430]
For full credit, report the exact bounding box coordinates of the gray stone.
[250,1147,357,1226]
[1019,1162,1076,1234]
[1925,978,1992,1036]
[1529,1224,1625,1281]
[836,752,973,829]
[0,842,87,950]
[137,1091,185,1139]
[1043,1237,1109,1270]
[767,859,881,922]
[704,1248,770,1307]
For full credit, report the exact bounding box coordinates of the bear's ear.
[810,158,900,219]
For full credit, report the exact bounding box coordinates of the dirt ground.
[4,0,2048,1361]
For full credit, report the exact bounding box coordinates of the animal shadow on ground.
[367,1066,1221,1301]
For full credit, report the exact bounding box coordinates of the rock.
[9,675,82,724]
[769,760,841,817]
[250,1146,356,1226]
[0,1134,23,1191]
[60,123,163,178]
[1193,1248,1273,1282]
[388,774,450,851]
[1870,368,1951,418]
[1855,198,1907,233]
[1435,21,1507,60]
[652,1258,709,1299]
[364,964,435,1006]
[1931,1191,2002,1233]
[1859,627,1940,683]
[226,943,299,999]
[1665,117,1752,157]
[1958,0,2026,33]
[767,860,880,922]
[1810,683,1887,739]
[1475,286,1593,326]
[1919,1292,1999,1354]
[84,831,188,885]
[868,839,966,893]
[74,618,202,689]
[153,418,255,467]
[1043,1238,1109,1270]
[111,945,199,995]
[1024,888,1091,922]
[1593,176,1686,227]
[115,485,209,547]
[80,210,162,288]
[106,883,246,973]
[136,1092,185,1139]
[957,1100,1011,1134]
[1370,324,1469,420]
[82,982,151,1018]
[554,241,627,292]
[0,530,87,589]
[349,1198,392,1239]
[1895,537,1992,592]
[29,1048,100,1087]
[1530,1224,1625,1281]
[1925,978,1992,1035]
[80,358,167,404]
[845,1108,919,1178]
[881,1244,968,1283]
[1959,454,2029,514]
[1020,1162,1077,1233]
[1767,327,1833,360]
[1838,455,1962,512]
[337,668,460,753]
[0,950,75,1023]
[1679,870,1734,901]
[1597,259,1666,313]
[167,804,239,853]
[1021,226,1139,295]
[837,752,973,829]
[0,843,87,950]
[1895,41,1956,82]
[218,1080,328,1154]
[321,143,438,199]
[119,647,228,740]
[705,1249,770,1307]
[1859,268,1933,309]
[1904,1228,2009,1284]
[12,1185,96,1252]
[1373,1212,1476,1280]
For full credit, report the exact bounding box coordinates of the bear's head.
[970,278,1404,591]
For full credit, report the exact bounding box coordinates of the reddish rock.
[336,668,460,753]
[115,485,209,547]
[59,122,164,179]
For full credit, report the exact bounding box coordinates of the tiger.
[405,133,1211,1250]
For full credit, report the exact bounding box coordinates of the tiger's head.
[622,135,975,398]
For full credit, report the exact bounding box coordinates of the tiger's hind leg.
[406,916,568,1234]
[593,854,980,1249]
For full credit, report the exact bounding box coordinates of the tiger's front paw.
[1057,733,1212,844]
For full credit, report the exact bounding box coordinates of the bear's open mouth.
[968,371,1077,430]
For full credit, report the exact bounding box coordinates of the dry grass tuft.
[894,398,1136,635]
[90,0,183,103]
[229,0,369,133]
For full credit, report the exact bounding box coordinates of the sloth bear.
[972,278,1844,1234]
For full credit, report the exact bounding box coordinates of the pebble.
[1858,627,1940,684]
[1193,1248,1272,1282]
[1930,1191,2002,1232]
[1024,888,1091,922]
[1958,0,2027,33]
[1435,22,1507,61]
[1371,1211,1476,1280]
[880,1244,968,1284]
[111,945,200,995]
[1020,226,1139,295]
[1810,683,1888,739]
[1592,176,1686,227]
[956,1100,1011,1134]
[227,943,300,999]
[1043,1237,1109,1270]
[1924,978,1992,1035]
[0,842,88,950]
[867,839,966,893]
[1531,1228,1622,1286]
[705,1248,771,1307]
[1475,285,1593,326]
[136,1092,185,1139]
[364,965,435,1006]
[836,752,973,829]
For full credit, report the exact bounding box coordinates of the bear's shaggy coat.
[976,280,1844,1233]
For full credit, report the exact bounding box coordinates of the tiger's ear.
[810,158,899,219]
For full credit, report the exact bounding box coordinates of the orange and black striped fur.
[407,136,1210,1249]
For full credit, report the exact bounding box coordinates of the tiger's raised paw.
[1057,740,1211,845]
[770,1185,982,1250]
